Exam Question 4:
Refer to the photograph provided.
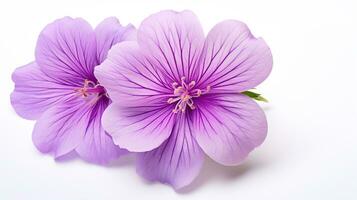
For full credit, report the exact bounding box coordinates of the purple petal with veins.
[96,10,272,189]
[11,17,136,164]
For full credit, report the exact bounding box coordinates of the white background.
[0,0,356,199]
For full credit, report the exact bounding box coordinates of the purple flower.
[95,10,272,189]
[11,17,136,164]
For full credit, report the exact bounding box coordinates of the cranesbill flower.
[95,10,272,188]
[11,17,136,164]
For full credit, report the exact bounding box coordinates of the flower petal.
[11,62,73,120]
[136,114,204,190]
[36,17,97,84]
[95,17,136,63]
[192,94,267,166]
[138,10,205,82]
[196,20,272,92]
[95,41,172,106]
[32,95,89,157]
[101,103,175,152]
[75,99,126,164]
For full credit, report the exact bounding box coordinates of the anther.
[188,81,196,89]
[75,79,106,104]
[167,77,211,113]
[206,85,211,93]
[174,86,182,95]
[172,82,178,89]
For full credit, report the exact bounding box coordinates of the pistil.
[167,77,210,113]
[75,79,107,104]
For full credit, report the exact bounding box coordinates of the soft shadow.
[54,151,135,167]
[55,150,78,163]
[108,153,136,168]
[178,156,271,194]
[261,104,272,111]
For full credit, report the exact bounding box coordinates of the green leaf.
[241,91,268,102]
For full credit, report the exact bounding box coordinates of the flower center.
[75,79,107,103]
[167,77,210,113]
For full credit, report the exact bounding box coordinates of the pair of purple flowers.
[11,10,272,189]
